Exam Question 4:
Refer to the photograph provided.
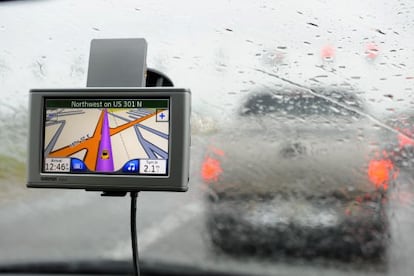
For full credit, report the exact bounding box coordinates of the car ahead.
[382,114,414,172]
[201,86,395,260]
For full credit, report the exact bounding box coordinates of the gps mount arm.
[87,38,173,89]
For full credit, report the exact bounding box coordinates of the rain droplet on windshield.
[307,22,319,27]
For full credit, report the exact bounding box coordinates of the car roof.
[239,87,365,117]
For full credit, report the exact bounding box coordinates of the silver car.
[202,86,395,260]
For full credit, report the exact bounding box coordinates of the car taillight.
[367,151,398,190]
[201,146,225,183]
[321,45,335,61]
[398,129,414,148]
[201,156,223,183]
[365,43,379,59]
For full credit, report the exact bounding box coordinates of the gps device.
[27,88,191,192]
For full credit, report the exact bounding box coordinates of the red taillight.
[211,147,225,157]
[321,45,335,61]
[365,43,379,59]
[201,157,223,183]
[398,131,414,148]
[368,155,398,190]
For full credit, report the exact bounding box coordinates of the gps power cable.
[130,192,140,276]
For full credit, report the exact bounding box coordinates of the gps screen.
[42,98,170,176]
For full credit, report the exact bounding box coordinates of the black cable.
[130,191,140,276]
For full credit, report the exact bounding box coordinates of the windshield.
[1,0,414,275]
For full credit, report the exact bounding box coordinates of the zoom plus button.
[122,160,139,173]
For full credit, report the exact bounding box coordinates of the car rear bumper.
[206,192,389,260]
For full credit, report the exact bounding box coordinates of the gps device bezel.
[27,87,191,192]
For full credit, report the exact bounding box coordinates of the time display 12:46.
[44,158,71,172]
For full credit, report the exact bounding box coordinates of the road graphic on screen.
[44,106,169,173]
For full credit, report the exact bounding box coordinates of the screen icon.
[71,158,87,172]
[156,109,169,122]
[122,160,139,173]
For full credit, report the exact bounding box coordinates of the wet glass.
[1,0,414,275]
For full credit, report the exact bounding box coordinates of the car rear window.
[241,90,364,117]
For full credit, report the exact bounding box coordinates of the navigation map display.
[42,98,170,176]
